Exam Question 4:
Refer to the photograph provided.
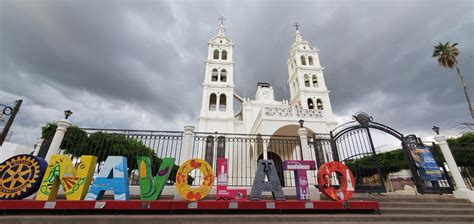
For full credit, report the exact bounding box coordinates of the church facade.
[198,23,338,137]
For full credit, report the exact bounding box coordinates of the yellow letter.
[36,155,97,200]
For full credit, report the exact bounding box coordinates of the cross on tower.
[293,22,301,31]
[218,16,226,25]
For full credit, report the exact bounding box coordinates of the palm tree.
[432,42,473,119]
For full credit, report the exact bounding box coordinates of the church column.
[298,127,316,183]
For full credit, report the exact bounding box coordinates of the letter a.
[250,159,285,201]
[85,156,129,200]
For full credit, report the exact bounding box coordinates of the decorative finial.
[293,22,301,31]
[218,16,226,25]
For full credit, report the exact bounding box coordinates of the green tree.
[41,123,185,184]
[432,132,474,167]
[345,149,409,179]
[432,42,473,119]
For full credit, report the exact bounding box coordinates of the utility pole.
[0,99,22,146]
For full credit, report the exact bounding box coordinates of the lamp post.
[298,119,304,128]
[432,126,440,135]
[64,110,73,119]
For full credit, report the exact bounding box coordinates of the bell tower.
[287,24,335,118]
[198,19,235,132]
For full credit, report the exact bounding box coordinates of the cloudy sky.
[0,0,473,147]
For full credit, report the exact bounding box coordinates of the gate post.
[182,126,195,162]
[44,119,72,162]
[435,136,474,202]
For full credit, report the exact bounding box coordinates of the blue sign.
[411,146,442,181]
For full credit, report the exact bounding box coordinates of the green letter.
[137,157,175,200]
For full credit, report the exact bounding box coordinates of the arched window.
[205,136,214,166]
[213,49,219,59]
[304,74,310,87]
[301,56,306,65]
[221,50,227,60]
[308,56,314,65]
[211,68,218,81]
[219,94,226,111]
[307,98,315,109]
[220,69,227,82]
[217,136,226,158]
[317,99,323,110]
[209,93,217,111]
[312,74,318,87]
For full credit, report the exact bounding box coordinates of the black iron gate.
[403,135,453,194]
[329,113,388,193]
[312,112,453,194]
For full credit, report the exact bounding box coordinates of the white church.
[194,22,338,187]
[198,23,338,137]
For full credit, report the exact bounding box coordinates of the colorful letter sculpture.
[85,156,130,200]
[216,158,247,201]
[137,157,175,200]
[36,155,97,200]
[283,160,316,200]
[0,154,47,199]
[175,159,214,201]
[317,161,355,202]
[249,159,285,201]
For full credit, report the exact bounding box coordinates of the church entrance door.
[258,152,285,187]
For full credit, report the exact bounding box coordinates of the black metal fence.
[57,128,184,185]
[54,128,304,187]
[190,132,302,187]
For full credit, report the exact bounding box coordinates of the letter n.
[36,155,97,200]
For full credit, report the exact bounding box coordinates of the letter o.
[175,159,214,201]
[317,161,355,202]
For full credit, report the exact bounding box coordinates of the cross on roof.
[218,16,226,25]
[293,22,301,31]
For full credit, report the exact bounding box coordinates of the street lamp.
[432,126,440,135]
[64,110,73,119]
[298,119,304,128]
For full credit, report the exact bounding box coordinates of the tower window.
[220,69,227,82]
[219,94,226,111]
[308,56,314,66]
[221,50,228,60]
[304,74,310,87]
[209,93,217,111]
[213,49,219,59]
[212,68,218,81]
[307,98,314,109]
[317,99,323,110]
[312,74,318,87]
[301,56,306,65]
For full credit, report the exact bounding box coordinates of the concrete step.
[2,214,474,223]
[381,207,474,215]
[379,201,473,208]
[350,195,469,203]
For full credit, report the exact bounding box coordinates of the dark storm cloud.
[0,0,472,146]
